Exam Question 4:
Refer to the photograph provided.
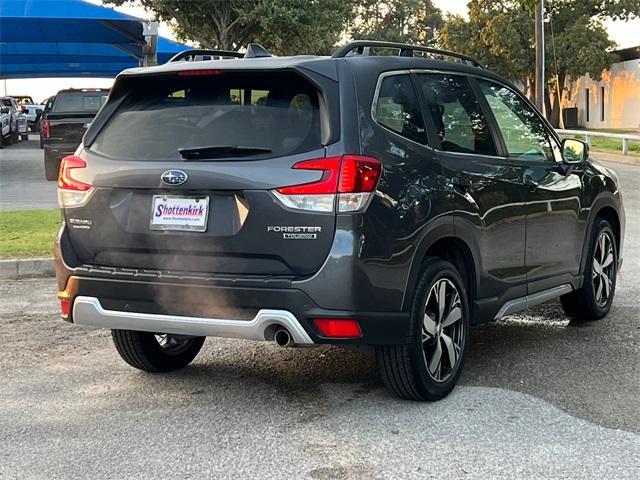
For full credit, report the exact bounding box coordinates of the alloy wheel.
[422,278,465,382]
[592,231,615,307]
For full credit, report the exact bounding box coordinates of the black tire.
[39,135,44,149]
[111,330,205,372]
[0,134,4,149]
[561,218,617,321]
[20,134,29,142]
[376,257,470,401]
[44,150,60,181]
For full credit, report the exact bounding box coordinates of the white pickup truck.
[10,95,42,131]
[1,97,29,143]
[0,109,10,148]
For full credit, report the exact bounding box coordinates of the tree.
[350,0,443,44]
[438,1,533,87]
[438,0,640,127]
[105,0,355,54]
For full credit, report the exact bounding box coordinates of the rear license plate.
[150,195,209,232]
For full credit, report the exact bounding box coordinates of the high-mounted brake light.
[57,155,94,208]
[273,155,381,213]
[177,69,223,77]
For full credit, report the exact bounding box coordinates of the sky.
[3,0,639,101]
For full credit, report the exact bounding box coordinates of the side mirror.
[0,106,10,114]
[562,138,588,164]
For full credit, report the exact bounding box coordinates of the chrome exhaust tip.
[274,327,294,347]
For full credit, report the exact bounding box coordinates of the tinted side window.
[416,74,497,156]
[374,74,426,144]
[478,81,553,162]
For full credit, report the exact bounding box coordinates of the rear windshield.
[53,92,108,113]
[90,71,322,161]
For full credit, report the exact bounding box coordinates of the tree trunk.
[544,88,553,125]
[528,77,536,103]
[548,72,566,129]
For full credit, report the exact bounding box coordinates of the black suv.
[55,41,625,401]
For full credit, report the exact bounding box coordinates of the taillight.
[41,119,50,138]
[273,155,381,213]
[57,290,71,319]
[57,155,94,208]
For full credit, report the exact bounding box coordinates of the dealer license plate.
[150,195,209,232]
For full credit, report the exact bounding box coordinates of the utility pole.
[142,21,158,67]
[534,0,545,116]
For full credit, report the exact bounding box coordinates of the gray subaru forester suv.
[55,42,624,401]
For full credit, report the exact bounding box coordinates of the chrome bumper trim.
[72,296,314,345]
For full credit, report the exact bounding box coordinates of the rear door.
[64,70,338,277]
[414,72,527,300]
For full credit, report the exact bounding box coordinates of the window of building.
[585,89,590,122]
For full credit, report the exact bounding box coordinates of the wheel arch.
[402,228,480,323]
[580,193,623,276]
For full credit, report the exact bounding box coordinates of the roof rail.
[331,40,483,68]
[168,49,243,63]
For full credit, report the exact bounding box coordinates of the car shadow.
[136,298,637,430]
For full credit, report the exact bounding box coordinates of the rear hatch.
[61,69,340,277]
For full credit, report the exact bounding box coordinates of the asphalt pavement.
[0,140,639,479]
[0,135,57,210]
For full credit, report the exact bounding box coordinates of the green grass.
[562,128,640,158]
[0,210,60,259]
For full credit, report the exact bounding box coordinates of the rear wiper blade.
[179,145,272,160]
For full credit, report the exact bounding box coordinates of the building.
[563,46,640,130]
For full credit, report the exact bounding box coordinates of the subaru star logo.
[161,170,188,186]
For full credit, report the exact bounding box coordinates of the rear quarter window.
[90,71,323,161]
[373,74,426,145]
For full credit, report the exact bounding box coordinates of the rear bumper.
[74,296,315,345]
[59,274,411,345]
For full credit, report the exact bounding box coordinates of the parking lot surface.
[0,135,57,210]
[1,140,639,479]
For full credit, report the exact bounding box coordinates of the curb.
[590,151,640,166]
[0,258,55,280]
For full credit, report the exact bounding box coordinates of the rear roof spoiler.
[168,43,273,63]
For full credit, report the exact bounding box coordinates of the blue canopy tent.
[0,0,188,78]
